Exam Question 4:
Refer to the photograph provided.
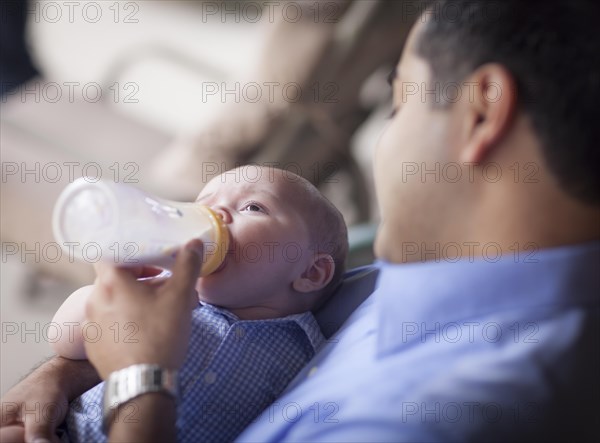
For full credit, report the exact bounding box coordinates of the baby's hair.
[283,172,349,305]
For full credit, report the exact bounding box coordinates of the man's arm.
[85,241,202,442]
[1,356,100,442]
[109,394,177,442]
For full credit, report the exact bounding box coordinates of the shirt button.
[307,366,318,377]
[204,371,217,384]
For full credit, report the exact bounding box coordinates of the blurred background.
[1,0,415,394]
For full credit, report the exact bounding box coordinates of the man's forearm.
[1,355,101,440]
[109,394,176,442]
[34,356,101,401]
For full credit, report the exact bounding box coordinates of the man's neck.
[386,174,600,265]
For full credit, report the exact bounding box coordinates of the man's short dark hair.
[415,0,599,205]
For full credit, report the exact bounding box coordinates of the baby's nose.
[212,206,232,224]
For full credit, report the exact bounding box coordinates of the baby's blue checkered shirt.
[64,302,324,443]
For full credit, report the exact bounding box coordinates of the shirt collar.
[376,241,600,356]
[199,302,324,351]
[276,312,326,351]
[199,301,240,323]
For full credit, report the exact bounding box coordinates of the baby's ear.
[293,254,335,293]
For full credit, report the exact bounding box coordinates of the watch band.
[102,364,178,434]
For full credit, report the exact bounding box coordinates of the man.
[2,0,599,441]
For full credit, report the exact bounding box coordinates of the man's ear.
[292,254,335,293]
[459,64,517,164]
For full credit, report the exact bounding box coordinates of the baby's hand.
[51,285,94,360]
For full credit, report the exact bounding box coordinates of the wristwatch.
[102,364,179,434]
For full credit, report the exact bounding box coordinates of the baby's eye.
[241,202,266,213]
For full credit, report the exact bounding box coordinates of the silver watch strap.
[102,364,178,434]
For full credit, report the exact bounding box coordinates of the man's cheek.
[373,141,387,190]
[373,221,393,262]
[374,145,398,200]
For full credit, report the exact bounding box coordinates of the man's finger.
[0,400,20,426]
[24,416,56,443]
[137,266,165,279]
[0,425,25,442]
[95,262,139,295]
[164,240,203,301]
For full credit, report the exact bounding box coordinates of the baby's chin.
[195,281,225,305]
[196,290,214,305]
[196,292,233,311]
[195,272,222,294]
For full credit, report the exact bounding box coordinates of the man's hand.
[84,240,203,379]
[1,357,100,443]
[1,366,64,443]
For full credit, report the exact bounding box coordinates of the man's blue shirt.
[239,242,600,442]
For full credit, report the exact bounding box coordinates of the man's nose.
[212,206,232,224]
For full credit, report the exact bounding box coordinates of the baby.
[51,165,348,443]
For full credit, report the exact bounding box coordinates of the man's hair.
[415,0,599,205]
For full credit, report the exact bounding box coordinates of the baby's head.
[194,165,348,320]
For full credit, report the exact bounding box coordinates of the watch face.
[103,364,178,434]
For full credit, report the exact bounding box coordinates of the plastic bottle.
[52,178,229,276]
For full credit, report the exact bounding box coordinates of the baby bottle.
[52,177,229,276]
